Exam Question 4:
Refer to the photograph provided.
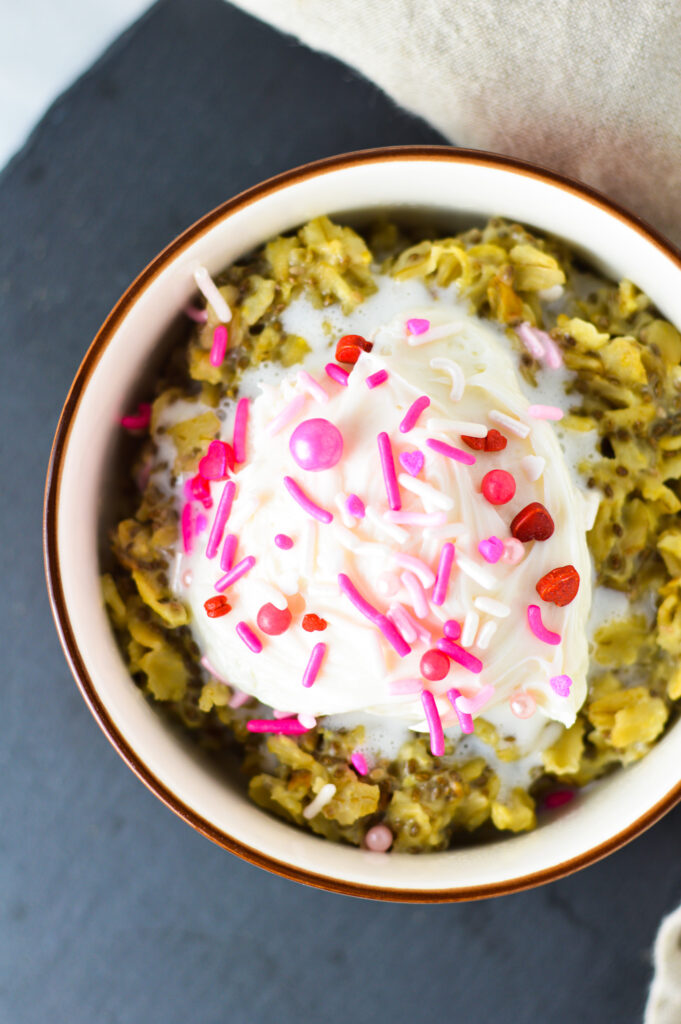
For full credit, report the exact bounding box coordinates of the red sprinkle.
[461,429,507,452]
[419,649,450,682]
[188,473,213,509]
[204,595,231,618]
[536,565,580,606]
[302,613,328,632]
[256,603,292,636]
[481,469,516,505]
[511,502,555,542]
[544,789,575,810]
[335,334,373,364]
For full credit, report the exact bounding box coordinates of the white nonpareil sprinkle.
[454,552,496,590]
[426,417,487,438]
[473,596,511,618]
[429,356,466,401]
[303,783,337,819]
[193,266,232,323]
[520,455,546,482]
[460,610,480,647]
[476,621,498,650]
[397,473,455,511]
[489,409,530,438]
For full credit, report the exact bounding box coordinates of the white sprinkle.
[515,322,545,359]
[476,621,497,650]
[397,473,454,511]
[400,571,430,619]
[387,606,418,644]
[252,580,288,610]
[193,266,232,322]
[365,507,409,543]
[334,493,357,528]
[385,510,447,527]
[489,410,530,438]
[332,522,362,553]
[538,284,564,302]
[297,370,329,404]
[303,783,337,819]
[302,521,317,577]
[455,552,496,590]
[520,455,546,481]
[460,610,480,648]
[427,417,487,438]
[393,553,436,588]
[582,491,601,531]
[527,404,564,421]
[473,596,511,618]
[423,521,468,540]
[298,713,317,729]
[429,356,466,401]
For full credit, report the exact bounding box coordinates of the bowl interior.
[48,151,681,898]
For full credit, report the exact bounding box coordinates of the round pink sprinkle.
[420,649,450,682]
[257,603,292,636]
[502,538,525,564]
[550,674,572,697]
[324,362,349,386]
[478,536,504,563]
[275,533,294,549]
[364,824,393,852]
[406,318,430,336]
[302,642,327,688]
[544,789,575,810]
[426,438,476,466]
[443,619,461,641]
[527,604,561,645]
[510,691,536,718]
[346,494,366,518]
[366,369,389,389]
[399,395,430,433]
[290,418,344,472]
[351,751,369,775]
[481,469,516,505]
[236,621,262,653]
[209,324,228,367]
[528,404,564,421]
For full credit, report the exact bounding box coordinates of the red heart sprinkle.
[461,429,508,452]
[302,613,328,632]
[335,335,373,364]
[204,595,231,618]
[511,502,555,542]
[536,565,580,606]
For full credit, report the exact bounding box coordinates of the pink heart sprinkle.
[477,536,504,563]
[399,450,424,476]
[550,674,572,697]
[199,440,228,480]
[406,318,430,336]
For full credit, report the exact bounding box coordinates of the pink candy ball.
[420,648,451,682]
[443,619,462,641]
[510,691,536,719]
[481,469,516,505]
[364,823,393,852]
[256,602,292,636]
[289,418,343,472]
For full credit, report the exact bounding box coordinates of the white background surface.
[0,0,152,170]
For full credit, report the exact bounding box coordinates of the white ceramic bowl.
[45,147,681,901]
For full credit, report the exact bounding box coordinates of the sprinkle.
[366,369,389,389]
[426,438,476,466]
[181,502,194,554]
[193,266,232,322]
[398,473,454,511]
[489,410,530,438]
[377,432,401,511]
[446,688,474,734]
[460,611,480,648]
[420,648,450,682]
[205,480,236,559]
[473,596,511,618]
[199,439,233,480]
[515,322,546,359]
[209,324,229,367]
[527,604,561,645]
[421,690,444,756]
[387,606,417,644]
[254,581,288,612]
[510,691,536,719]
[429,357,465,402]
[454,552,495,590]
[302,613,327,632]
[477,536,504,563]
[432,543,455,606]
[544,789,574,809]
[204,595,231,618]
[528,404,564,421]
[388,677,424,695]
[275,533,294,550]
[400,570,430,619]
[184,304,208,323]
[303,782,336,819]
[182,570,193,588]
[337,573,410,657]
[236,621,262,653]
[247,718,309,735]
[481,469,516,505]
[427,418,486,437]
[437,638,483,674]
[298,369,329,404]
[443,619,461,640]
[186,473,212,508]
[398,450,425,477]
[200,654,226,681]
[346,494,366,519]
[393,553,436,588]
[229,690,251,709]
[385,510,446,526]
[364,824,393,852]
[324,362,349,386]
[476,621,497,650]
[267,394,307,436]
[542,334,564,369]
[233,398,249,463]
[302,642,327,688]
[283,476,333,524]
[351,751,369,775]
[366,507,409,542]
[550,674,573,697]
[298,713,317,729]
[456,684,494,715]
[502,538,525,565]
[120,402,151,430]
[215,555,256,591]
[219,533,238,571]
[399,395,431,433]
[392,604,432,645]
[520,455,546,481]
[406,317,430,336]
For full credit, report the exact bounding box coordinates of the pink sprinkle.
[447,687,474,734]
[337,573,410,657]
[477,536,504,564]
[184,304,208,323]
[388,677,424,695]
[366,369,389,389]
[229,689,251,709]
[298,713,317,729]
[387,606,417,644]
[298,370,329,404]
[398,450,424,476]
[377,432,401,511]
[544,789,575,809]
[205,480,236,559]
[515,322,545,359]
[209,324,229,367]
[219,533,238,572]
[399,395,431,433]
[406,318,430,336]
[302,642,327,688]
[364,824,393,852]
[325,362,349,386]
[275,533,294,550]
[527,604,561,645]
[401,570,430,619]
[456,684,495,715]
[273,709,295,719]
[233,398,249,463]
[550,674,573,697]
[385,511,446,526]
[215,555,256,591]
[120,402,151,431]
[267,394,306,436]
[528,404,564,421]
[247,718,309,735]
[443,619,461,641]
[195,513,207,535]
[426,438,476,466]
[351,751,369,775]
[542,334,564,369]
[421,690,444,756]
[502,538,525,565]
[394,553,436,588]
[378,617,412,657]
[391,604,432,645]
[236,621,262,653]
[181,502,194,554]
[186,473,212,509]
[345,494,366,518]
[510,691,536,719]
[432,543,455,606]
[283,476,333,524]
[437,638,483,674]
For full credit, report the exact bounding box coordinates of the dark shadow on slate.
[1,0,679,1022]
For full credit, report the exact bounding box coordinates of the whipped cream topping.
[176,279,593,736]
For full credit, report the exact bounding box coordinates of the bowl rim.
[44,144,681,902]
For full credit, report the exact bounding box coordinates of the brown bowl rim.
[44,144,681,902]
